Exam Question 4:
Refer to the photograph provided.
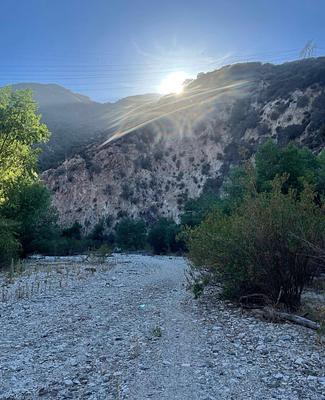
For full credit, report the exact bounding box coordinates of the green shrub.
[33,236,91,256]
[115,218,147,251]
[87,219,108,246]
[181,193,218,227]
[186,177,325,310]
[148,218,183,254]
[62,221,82,240]
[255,140,319,194]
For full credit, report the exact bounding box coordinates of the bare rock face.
[42,59,325,232]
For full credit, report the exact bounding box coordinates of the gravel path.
[0,254,324,399]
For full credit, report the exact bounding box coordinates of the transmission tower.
[300,41,316,59]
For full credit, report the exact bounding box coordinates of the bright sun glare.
[158,71,189,95]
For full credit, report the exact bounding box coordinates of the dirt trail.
[0,254,324,399]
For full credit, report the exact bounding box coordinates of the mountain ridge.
[41,57,325,232]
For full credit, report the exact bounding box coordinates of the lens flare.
[158,71,190,95]
[99,80,250,148]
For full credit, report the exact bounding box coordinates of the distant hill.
[10,83,159,170]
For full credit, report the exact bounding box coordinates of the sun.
[158,71,189,95]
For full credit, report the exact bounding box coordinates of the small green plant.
[152,325,162,338]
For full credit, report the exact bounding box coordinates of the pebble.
[0,254,323,400]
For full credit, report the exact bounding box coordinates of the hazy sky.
[1,0,325,102]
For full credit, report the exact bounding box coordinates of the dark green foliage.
[221,165,252,212]
[186,178,325,309]
[185,141,325,309]
[87,219,108,246]
[181,193,218,227]
[1,183,59,256]
[115,218,147,251]
[277,124,306,145]
[148,218,183,254]
[33,236,91,256]
[0,218,21,267]
[255,140,321,194]
[62,221,83,240]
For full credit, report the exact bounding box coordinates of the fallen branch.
[252,306,320,330]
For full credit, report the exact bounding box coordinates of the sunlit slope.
[43,58,325,231]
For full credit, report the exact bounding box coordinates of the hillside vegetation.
[43,57,325,232]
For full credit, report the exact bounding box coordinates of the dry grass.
[0,256,114,303]
[301,275,325,341]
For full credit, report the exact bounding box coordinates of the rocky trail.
[0,254,324,399]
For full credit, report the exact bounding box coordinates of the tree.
[62,221,83,240]
[255,140,319,194]
[115,218,147,250]
[87,219,108,247]
[0,88,49,202]
[181,193,218,227]
[1,183,58,255]
[148,218,183,254]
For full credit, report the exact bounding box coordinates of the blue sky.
[1,0,325,102]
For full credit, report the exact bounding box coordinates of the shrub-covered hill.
[42,57,325,232]
[10,83,159,170]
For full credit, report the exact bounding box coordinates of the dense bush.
[62,221,82,240]
[1,183,59,256]
[115,218,147,251]
[255,140,323,195]
[148,218,183,254]
[181,193,218,227]
[186,177,325,309]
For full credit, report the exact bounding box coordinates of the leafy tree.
[87,219,108,246]
[181,193,218,227]
[62,221,82,240]
[255,140,319,193]
[0,88,49,201]
[115,218,147,250]
[1,183,58,255]
[148,218,183,254]
[221,165,252,212]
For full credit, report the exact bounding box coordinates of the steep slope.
[10,83,159,170]
[42,58,325,231]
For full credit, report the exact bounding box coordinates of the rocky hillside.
[11,83,159,170]
[42,58,325,232]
